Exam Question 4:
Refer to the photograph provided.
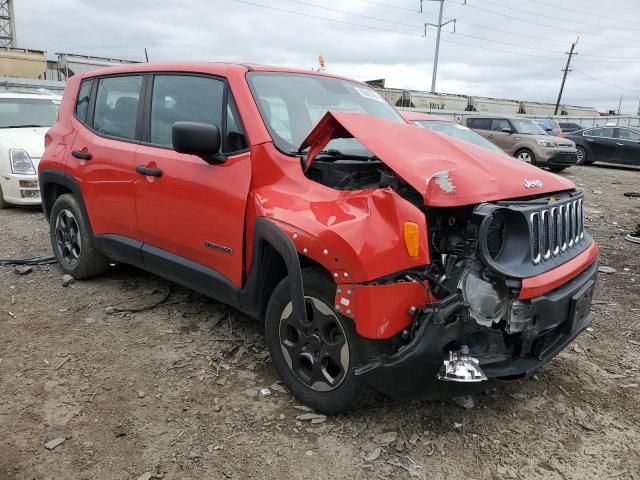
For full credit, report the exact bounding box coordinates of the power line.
[283,0,419,28]
[525,0,640,26]
[462,2,640,44]
[480,0,635,32]
[229,0,568,61]
[229,0,422,37]
[572,68,640,94]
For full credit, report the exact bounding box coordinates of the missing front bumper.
[354,261,598,400]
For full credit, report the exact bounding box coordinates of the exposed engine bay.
[308,155,593,384]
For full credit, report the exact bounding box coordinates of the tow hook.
[437,345,487,383]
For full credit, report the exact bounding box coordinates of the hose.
[0,255,57,266]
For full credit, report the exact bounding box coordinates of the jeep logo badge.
[524,179,543,189]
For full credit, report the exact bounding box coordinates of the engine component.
[437,345,487,383]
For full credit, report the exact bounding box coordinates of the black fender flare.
[240,217,307,323]
[39,170,93,234]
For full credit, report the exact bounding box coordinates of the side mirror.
[501,127,513,134]
[172,121,224,164]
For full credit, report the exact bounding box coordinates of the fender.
[240,217,307,323]
[38,169,93,234]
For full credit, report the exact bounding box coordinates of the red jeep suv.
[39,63,599,413]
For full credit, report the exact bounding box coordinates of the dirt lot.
[1,164,639,480]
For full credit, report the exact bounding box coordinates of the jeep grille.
[530,198,584,265]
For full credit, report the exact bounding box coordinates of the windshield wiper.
[3,124,48,128]
[316,149,378,161]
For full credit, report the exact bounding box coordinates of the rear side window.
[93,76,143,140]
[467,118,491,130]
[75,79,93,123]
[491,119,510,131]
[619,128,640,141]
[149,74,247,153]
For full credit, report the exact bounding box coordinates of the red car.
[39,63,599,413]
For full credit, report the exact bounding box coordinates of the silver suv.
[464,116,577,172]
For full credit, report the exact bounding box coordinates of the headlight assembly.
[459,265,509,327]
[536,139,557,148]
[10,149,36,175]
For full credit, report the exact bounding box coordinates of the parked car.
[0,91,60,208]
[559,122,583,134]
[39,63,599,413]
[400,111,507,154]
[464,116,577,171]
[533,118,562,136]
[563,125,640,166]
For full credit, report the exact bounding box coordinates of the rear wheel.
[265,267,388,414]
[516,148,536,165]
[49,194,109,279]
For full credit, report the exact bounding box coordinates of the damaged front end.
[355,192,598,400]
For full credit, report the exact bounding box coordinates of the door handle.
[136,165,163,178]
[71,150,92,160]
[616,142,624,146]
[586,139,594,142]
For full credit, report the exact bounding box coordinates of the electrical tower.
[0,0,16,48]
[554,38,578,115]
[423,0,457,94]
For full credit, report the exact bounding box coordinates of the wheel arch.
[39,170,92,234]
[240,217,308,323]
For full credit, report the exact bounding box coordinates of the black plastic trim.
[38,170,92,234]
[93,234,144,268]
[240,218,307,323]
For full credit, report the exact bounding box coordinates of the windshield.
[0,98,58,128]
[414,120,505,154]
[510,118,546,135]
[247,72,403,154]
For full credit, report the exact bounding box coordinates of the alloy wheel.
[55,209,82,266]
[517,151,532,163]
[279,296,350,392]
[576,148,584,164]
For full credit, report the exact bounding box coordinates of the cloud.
[13,0,640,113]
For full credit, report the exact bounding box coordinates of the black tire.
[576,146,588,165]
[0,184,9,209]
[515,148,536,165]
[549,166,567,172]
[265,267,389,414]
[49,193,109,279]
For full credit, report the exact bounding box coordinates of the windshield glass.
[247,72,403,154]
[414,120,505,154]
[0,98,58,128]
[510,118,546,135]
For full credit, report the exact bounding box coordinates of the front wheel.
[576,146,587,165]
[265,268,388,414]
[49,194,109,279]
[516,148,536,165]
[549,166,567,172]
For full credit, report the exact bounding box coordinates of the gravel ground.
[1,164,639,480]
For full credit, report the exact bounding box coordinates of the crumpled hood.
[300,112,575,207]
[0,127,48,159]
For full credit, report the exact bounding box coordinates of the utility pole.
[424,0,456,93]
[0,0,17,48]
[617,95,623,115]
[554,38,578,115]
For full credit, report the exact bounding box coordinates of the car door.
[134,74,251,288]
[67,75,143,240]
[615,128,640,166]
[488,118,516,153]
[588,127,617,162]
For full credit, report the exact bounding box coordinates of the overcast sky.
[13,0,640,114]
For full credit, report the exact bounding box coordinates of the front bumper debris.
[355,260,598,400]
